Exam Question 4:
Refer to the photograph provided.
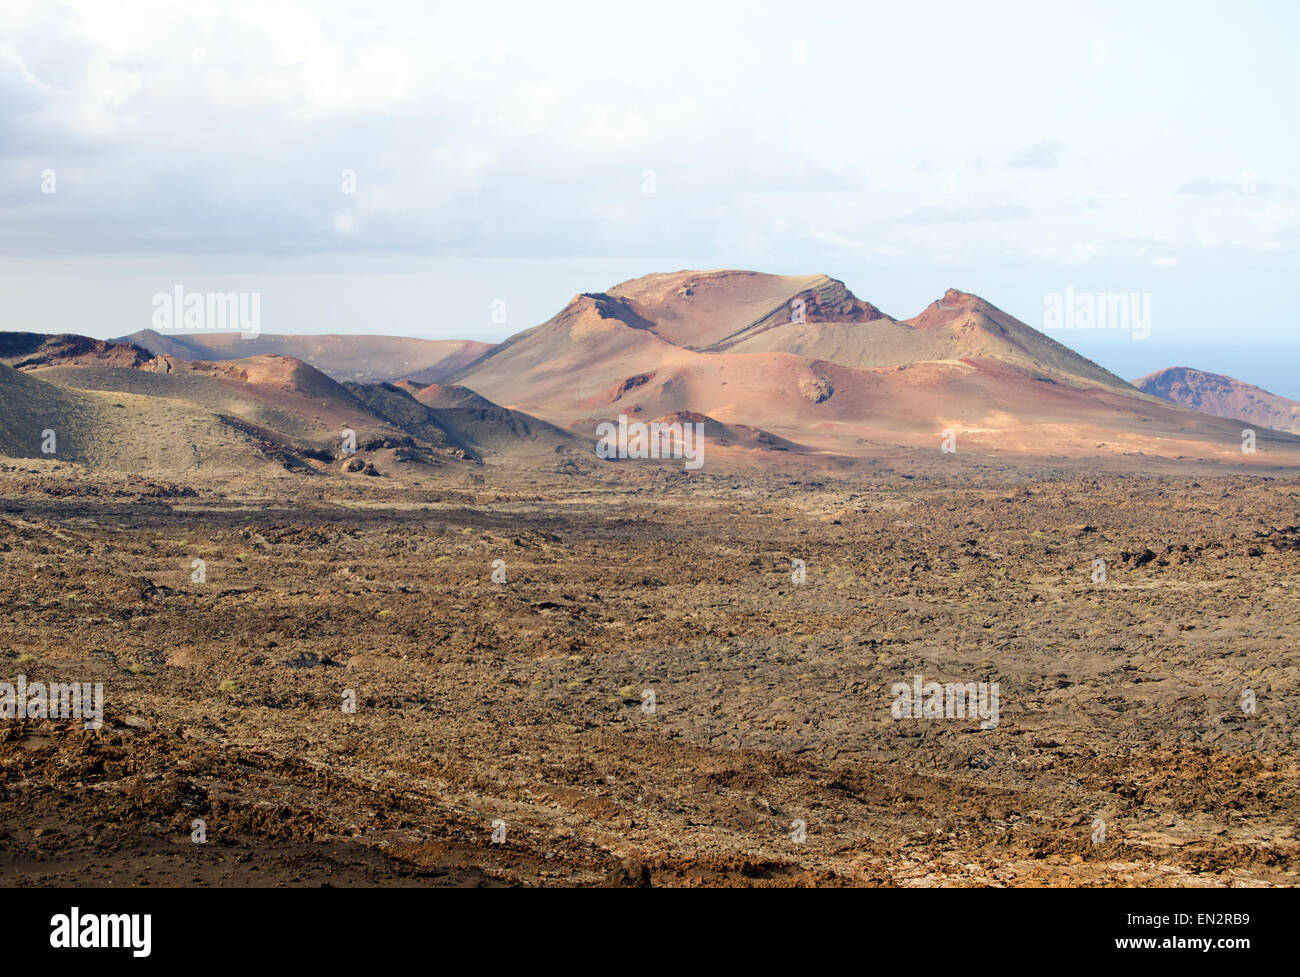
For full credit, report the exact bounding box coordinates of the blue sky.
[3,0,1298,394]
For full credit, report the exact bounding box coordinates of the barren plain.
[2,455,1296,887]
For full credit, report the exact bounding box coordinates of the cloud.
[1008,138,1067,169]
[0,1,1295,275]
[897,204,1029,225]
[1178,176,1275,195]
[1178,178,1235,195]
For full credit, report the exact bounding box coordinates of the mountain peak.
[596,269,892,351]
[932,288,989,313]
[903,289,998,331]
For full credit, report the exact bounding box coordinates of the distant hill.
[447,268,1281,462]
[1133,366,1300,435]
[118,329,495,384]
[341,381,482,462]
[0,333,582,476]
[0,360,335,474]
[406,382,587,457]
[0,333,155,370]
[8,270,1300,473]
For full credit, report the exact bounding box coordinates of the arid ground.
[2,455,1296,887]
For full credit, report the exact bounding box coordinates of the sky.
[2,0,1298,394]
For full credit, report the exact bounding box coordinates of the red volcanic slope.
[448,269,1299,463]
[1134,366,1300,435]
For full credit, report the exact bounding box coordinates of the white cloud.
[0,0,1294,279]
